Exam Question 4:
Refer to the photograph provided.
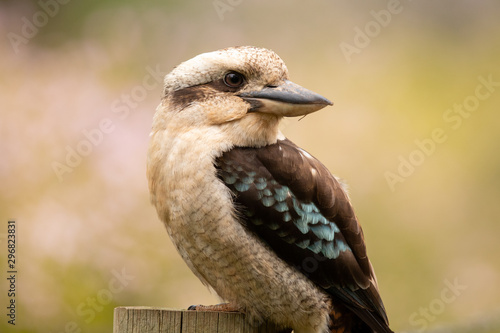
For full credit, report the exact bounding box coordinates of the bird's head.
[154,46,332,147]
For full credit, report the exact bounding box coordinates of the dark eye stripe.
[170,71,247,109]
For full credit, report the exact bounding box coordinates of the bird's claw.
[187,303,240,312]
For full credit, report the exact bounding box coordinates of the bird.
[147,46,393,333]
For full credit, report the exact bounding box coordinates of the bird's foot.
[187,302,240,312]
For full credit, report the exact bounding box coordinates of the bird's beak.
[238,80,333,117]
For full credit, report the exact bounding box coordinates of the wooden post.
[113,307,287,333]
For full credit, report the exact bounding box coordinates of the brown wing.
[215,138,392,333]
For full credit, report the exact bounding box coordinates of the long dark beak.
[238,80,332,117]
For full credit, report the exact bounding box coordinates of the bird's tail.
[328,303,356,333]
[328,303,383,333]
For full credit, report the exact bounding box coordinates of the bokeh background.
[1,0,500,332]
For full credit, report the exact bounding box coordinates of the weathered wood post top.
[113,306,286,333]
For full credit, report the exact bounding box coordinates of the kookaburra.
[147,46,393,333]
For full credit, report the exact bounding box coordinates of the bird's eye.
[223,72,245,88]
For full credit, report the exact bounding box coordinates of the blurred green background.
[1,0,499,332]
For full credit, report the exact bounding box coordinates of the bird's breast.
[148,127,253,281]
[147,128,331,332]
[148,127,232,238]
